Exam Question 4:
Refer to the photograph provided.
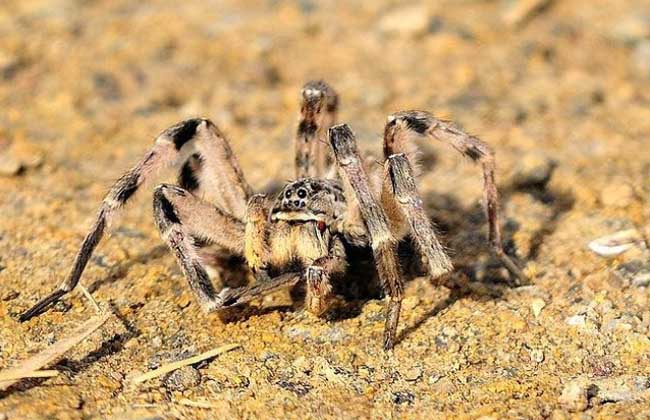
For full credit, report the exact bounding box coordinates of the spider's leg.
[19,119,251,321]
[329,124,403,351]
[383,154,453,280]
[384,111,529,285]
[152,184,245,311]
[295,80,338,179]
[304,235,347,316]
[213,271,301,309]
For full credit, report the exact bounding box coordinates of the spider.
[18,80,528,350]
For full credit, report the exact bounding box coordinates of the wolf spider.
[19,80,527,350]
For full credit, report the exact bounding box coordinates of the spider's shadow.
[325,177,574,345]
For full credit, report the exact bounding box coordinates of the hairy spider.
[19,80,528,350]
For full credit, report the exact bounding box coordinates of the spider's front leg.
[384,111,529,285]
[329,124,403,350]
[19,118,251,321]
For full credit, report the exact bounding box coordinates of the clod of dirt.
[559,375,650,412]
[163,366,201,392]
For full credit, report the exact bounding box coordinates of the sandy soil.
[1,0,650,419]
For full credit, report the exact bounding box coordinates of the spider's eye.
[285,190,292,198]
[297,189,307,199]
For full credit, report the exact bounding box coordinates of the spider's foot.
[18,289,67,322]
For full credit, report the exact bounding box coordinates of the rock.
[400,366,423,382]
[593,375,650,404]
[392,390,415,405]
[600,182,635,208]
[565,314,586,326]
[531,298,546,317]
[163,366,201,392]
[378,5,430,37]
[559,375,650,412]
[610,14,650,45]
[511,153,556,189]
[615,260,650,287]
[558,378,595,412]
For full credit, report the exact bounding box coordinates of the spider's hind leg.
[19,118,251,321]
[295,80,339,179]
[384,111,529,285]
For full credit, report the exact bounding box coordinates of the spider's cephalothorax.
[271,179,345,225]
[19,80,529,351]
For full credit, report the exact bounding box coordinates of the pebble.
[392,390,415,405]
[565,314,586,326]
[559,375,650,412]
[400,366,423,382]
[163,366,201,392]
[378,5,430,37]
[610,14,650,45]
[558,378,593,412]
[615,260,650,287]
[530,298,546,317]
[600,182,635,208]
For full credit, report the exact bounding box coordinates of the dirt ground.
[1,0,650,419]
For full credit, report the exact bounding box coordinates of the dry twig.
[130,343,241,385]
[0,312,111,391]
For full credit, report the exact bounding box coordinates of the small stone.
[163,366,201,392]
[558,378,593,412]
[512,153,556,189]
[529,347,545,363]
[0,153,21,176]
[392,390,415,405]
[378,5,430,37]
[401,366,423,382]
[565,314,586,326]
[593,375,650,404]
[600,182,635,208]
[615,260,650,287]
[531,298,546,317]
[610,14,650,45]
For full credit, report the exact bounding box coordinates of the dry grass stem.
[130,343,241,385]
[0,312,111,391]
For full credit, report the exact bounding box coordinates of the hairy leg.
[384,111,529,285]
[329,124,403,350]
[294,80,338,179]
[384,154,453,280]
[19,118,250,321]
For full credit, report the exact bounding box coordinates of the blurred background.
[1,1,650,419]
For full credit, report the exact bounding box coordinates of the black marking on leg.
[178,153,202,192]
[298,120,318,138]
[18,289,67,322]
[168,118,202,150]
[465,146,484,161]
[115,171,140,204]
[402,115,430,134]
[153,188,181,225]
